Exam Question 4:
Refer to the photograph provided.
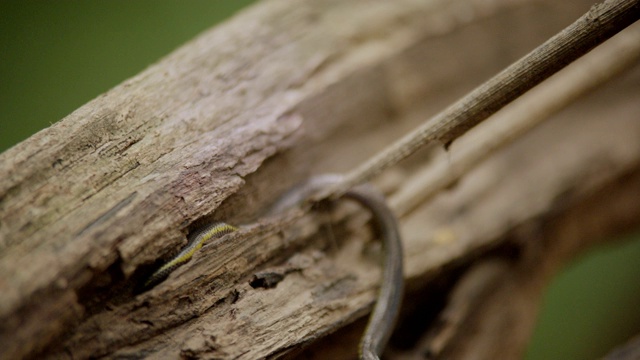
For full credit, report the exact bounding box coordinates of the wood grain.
[0,0,638,358]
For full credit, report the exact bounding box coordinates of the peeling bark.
[0,0,639,359]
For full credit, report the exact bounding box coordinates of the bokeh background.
[1,2,638,359]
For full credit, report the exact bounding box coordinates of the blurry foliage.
[0,1,255,152]
[526,233,640,359]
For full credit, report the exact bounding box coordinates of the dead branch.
[0,0,639,359]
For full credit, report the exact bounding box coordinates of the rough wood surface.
[334,0,640,195]
[0,0,639,359]
[606,334,640,359]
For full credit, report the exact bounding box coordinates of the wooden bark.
[606,335,640,359]
[0,0,639,359]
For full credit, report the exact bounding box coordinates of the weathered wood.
[293,65,640,359]
[334,0,640,195]
[0,0,639,359]
[606,334,640,360]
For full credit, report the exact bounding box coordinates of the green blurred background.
[0,1,255,151]
[1,2,638,359]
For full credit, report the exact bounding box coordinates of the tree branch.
[334,0,640,195]
[0,0,639,359]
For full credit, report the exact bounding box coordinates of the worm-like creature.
[270,175,404,360]
[347,185,404,360]
[143,175,403,360]
[143,221,237,289]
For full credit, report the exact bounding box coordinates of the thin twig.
[322,0,640,199]
[390,24,640,217]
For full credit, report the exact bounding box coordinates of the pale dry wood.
[391,25,640,217]
[0,0,639,359]
[294,73,640,359]
[399,167,640,360]
[2,0,487,357]
[605,334,640,359]
[332,0,640,196]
